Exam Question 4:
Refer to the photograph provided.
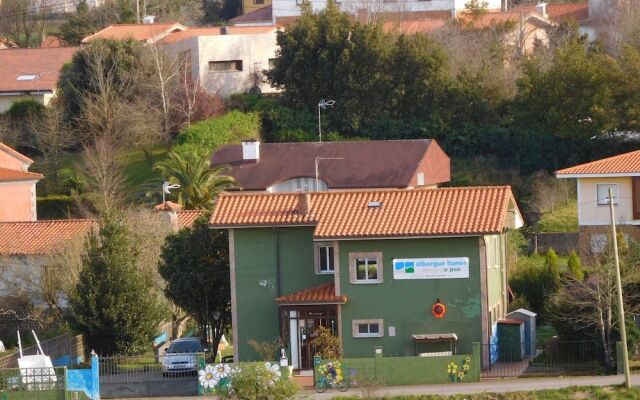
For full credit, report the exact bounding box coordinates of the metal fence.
[481,340,607,379]
[0,366,66,392]
[99,353,202,383]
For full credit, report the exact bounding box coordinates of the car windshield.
[167,340,201,353]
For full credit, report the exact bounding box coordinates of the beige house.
[0,47,78,112]
[556,150,640,255]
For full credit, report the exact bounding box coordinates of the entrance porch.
[276,283,347,371]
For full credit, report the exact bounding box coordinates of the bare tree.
[547,244,640,366]
[141,44,179,141]
[29,103,77,192]
[80,138,127,215]
[0,0,49,48]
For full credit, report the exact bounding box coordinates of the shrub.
[174,111,261,156]
[218,362,298,400]
[544,248,560,292]
[509,263,548,318]
[312,326,342,359]
[37,195,80,219]
[5,99,45,119]
[567,250,584,281]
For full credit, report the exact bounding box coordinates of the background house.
[210,139,450,192]
[81,22,188,44]
[161,26,280,97]
[210,186,523,369]
[0,143,43,222]
[0,47,78,112]
[556,150,640,255]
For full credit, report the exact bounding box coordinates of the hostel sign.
[393,257,469,280]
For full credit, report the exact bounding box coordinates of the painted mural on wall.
[446,356,472,382]
[197,361,282,395]
[393,258,470,280]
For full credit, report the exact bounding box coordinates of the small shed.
[412,333,458,356]
[506,308,537,357]
[497,320,525,362]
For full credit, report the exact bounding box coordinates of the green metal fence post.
[472,342,481,381]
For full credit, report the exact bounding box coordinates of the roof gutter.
[557,173,640,178]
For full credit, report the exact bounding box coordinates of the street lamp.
[162,181,180,204]
[318,99,335,143]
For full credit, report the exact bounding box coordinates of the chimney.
[501,0,508,12]
[297,193,311,216]
[221,26,230,35]
[142,15,156,24]
[153,201,182,231]
[241,139,260,161]
[535,3,548,18]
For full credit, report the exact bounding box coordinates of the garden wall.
[318,342,481,386]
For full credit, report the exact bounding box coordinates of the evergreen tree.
[544,248,561,293]
[67,216,166,355]
[567,250,584,281]
[159,216,231,355]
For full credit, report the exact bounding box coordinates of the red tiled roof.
[0,47,78,93]
[176,210,205,229]
[0,167,43,182]
[81,23,186,44]
[231,5,273,24]
[0,142,33,164]
[41,36,68,48]
[511,2,589,22]
[211,139,448,190]
[556,150,640,176]
[210,186,521,239]
[383,19,447,34]
[225,26,278,34]
[276,283,347,304]
[0,219,96,255]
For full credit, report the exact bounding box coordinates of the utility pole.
[136,0,141,23]
[609,187,631,388]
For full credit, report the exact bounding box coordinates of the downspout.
[275,227,281,297]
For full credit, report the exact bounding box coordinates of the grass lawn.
[535,199,578,233]
[515,253,569,272]
[335,386,640,399]
[40,146,169,197]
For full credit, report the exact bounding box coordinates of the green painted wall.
[233,227,332,361]
[486,234,505,308]
[338,237,483,358]
[316,343,481,386]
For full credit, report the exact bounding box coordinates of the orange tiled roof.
[0,142,34,164]
[383,19,447,34]
[0,167,43,182]
[41,36,68,48]
[176,210,205,229]
[556,150,640,176]
[0,47,78,93]
[0,219,96,255]
[210,186,521,239]
[276,283,347,305]
[511,2,589,22]
[230,5,273,24]
[81,23,186,44]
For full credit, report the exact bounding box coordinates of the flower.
[264,362,282,385]
[213,363,231,380]
[198,365,218,389]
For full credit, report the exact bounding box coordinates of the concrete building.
[210,186,523,369]
[0,143,43,222]
[160,26,280,97]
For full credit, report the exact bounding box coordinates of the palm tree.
[153,150,240,210]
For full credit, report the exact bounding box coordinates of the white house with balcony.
[556,149,640,255]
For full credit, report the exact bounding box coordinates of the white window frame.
[352,319,384,338]
[596,183,619,206]
[349,252,383,284]
[314,242,338,274]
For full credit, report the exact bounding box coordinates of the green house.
[210,186,523,370]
